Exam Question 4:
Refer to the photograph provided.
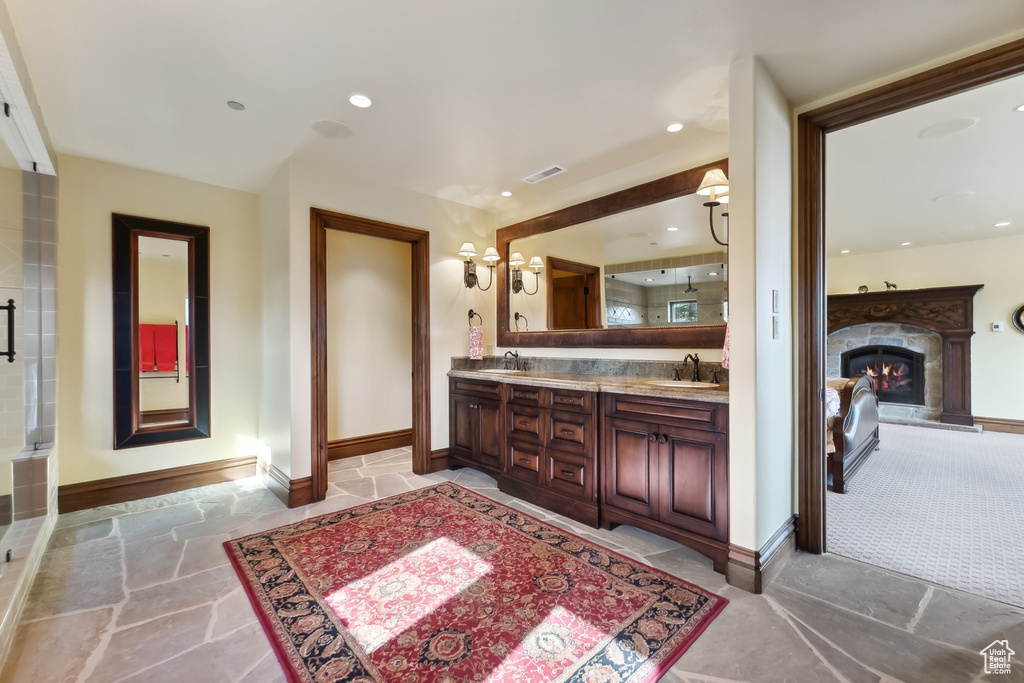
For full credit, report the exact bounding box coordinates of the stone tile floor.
[2,447,1022,682]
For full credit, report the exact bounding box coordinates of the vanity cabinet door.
[451,393,477,457]
[476,397,504,472]
[657,424,728,542]
[602,416,658,518]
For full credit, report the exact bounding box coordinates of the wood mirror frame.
[496,159,728,348]
[112,214,211,449]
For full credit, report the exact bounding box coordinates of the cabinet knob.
[658,434,668,444]
[648,433,657,442]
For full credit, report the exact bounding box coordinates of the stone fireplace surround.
[826,284,983,426]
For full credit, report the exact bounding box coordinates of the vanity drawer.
[547,450,593,501]
[604,393,726,432]
[547,409,592,455]
[451,378,503,400]
[508,385,542,405]
[548,388,593,413]
[507,404,542,443]
[509,441,542,486]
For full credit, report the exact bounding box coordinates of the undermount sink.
[480,368,524,374]
[646,380,720,389]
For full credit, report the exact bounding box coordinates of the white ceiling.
[826,72,1024,257]
[5,1,1024,217]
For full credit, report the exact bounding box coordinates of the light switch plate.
[772,315,780,339]
[772,289,780,313]
[992,322,1004,332]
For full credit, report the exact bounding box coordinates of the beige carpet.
[827,422,1024,608]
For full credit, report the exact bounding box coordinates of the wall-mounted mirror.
[497,160,728,348]
[113,214,210,448]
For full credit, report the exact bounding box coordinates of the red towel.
[139,324,155,372]
[154,324,177,372]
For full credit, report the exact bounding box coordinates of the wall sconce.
[510,253,544,295]
[697,169,729,246]
[459,242,500,291]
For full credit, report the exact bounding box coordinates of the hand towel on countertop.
[154,324,178,371]
[139,324,155,372]
[469,325,484,360]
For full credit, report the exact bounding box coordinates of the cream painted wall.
[326,230,412,440]
[264,159,498,479]
[727,57,795,552]
[828,234,1024,420]
[57,154,261,484]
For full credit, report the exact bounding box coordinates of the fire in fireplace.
[841,345,925,406]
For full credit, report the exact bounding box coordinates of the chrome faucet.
[504,350,520,370]
[682,353,701,382]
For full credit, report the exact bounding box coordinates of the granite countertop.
[447,368,729,404]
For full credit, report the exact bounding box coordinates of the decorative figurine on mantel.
[858,285,869,293]
[885,281,898,290]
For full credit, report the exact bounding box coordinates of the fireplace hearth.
[842,345,925,406]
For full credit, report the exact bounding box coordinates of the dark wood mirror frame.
[496,159,728,348]
[113,214,211,449]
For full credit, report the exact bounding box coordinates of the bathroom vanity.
[448,360,729,569]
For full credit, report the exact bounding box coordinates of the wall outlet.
[992,322,1004,332]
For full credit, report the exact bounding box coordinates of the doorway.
[547,257,601,330]
[796,37,1024,553]
[311,208,431,502]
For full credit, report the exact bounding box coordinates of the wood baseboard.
[328,428,413,461]
[976,416,1024,435]
[726,514,797,594]
[429,448,449,473]
[58,456,258,513]
[259,460,314,508]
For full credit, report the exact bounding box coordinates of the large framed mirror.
[113,214,210,448]
[497,160,728,348]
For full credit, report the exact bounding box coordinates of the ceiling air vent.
[521,165,567,184]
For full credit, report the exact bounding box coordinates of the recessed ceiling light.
[917,117,979,139]
[994,221,1011,227]
[645,278,655,282]
[501,191,512,197]
[1014,103,1024,112]
[900,242,911,246]
[708,271,718,276]
[667,123,683,133]
[226,100,245,111]
[841,250,850,254]
[666,226,678,232]
[311,120,353,139]
[349,94,372,108]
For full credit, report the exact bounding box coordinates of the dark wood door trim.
[796,37,1024,554]
[311,208,431,504]
[546,257,601,330]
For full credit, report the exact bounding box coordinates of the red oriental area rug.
[224,483,726,683]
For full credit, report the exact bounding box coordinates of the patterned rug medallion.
[224,483,726,683]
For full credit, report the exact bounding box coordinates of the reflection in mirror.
[113,214,210,449]
[137,236,189,425]
[507,191,727,332]
[0,155,20,540]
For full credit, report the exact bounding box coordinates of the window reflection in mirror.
[507,192,727,332]
[137,236,189,426]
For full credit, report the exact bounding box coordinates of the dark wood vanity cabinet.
[503,386,599,527]
[601,393,729,569]
[449,379,504,477]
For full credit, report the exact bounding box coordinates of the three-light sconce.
[459,243,544,295]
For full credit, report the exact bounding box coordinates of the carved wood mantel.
[827,284,984,426]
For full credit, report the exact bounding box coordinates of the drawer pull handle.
[556,396,575,403]
[518,420,531,427]
[559,428,575,436]
[560,469,575,477]
[518,458,531,465]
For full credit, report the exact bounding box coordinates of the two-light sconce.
[509,252,543,296]
[459,242,500,291]
[459,243,544,295]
